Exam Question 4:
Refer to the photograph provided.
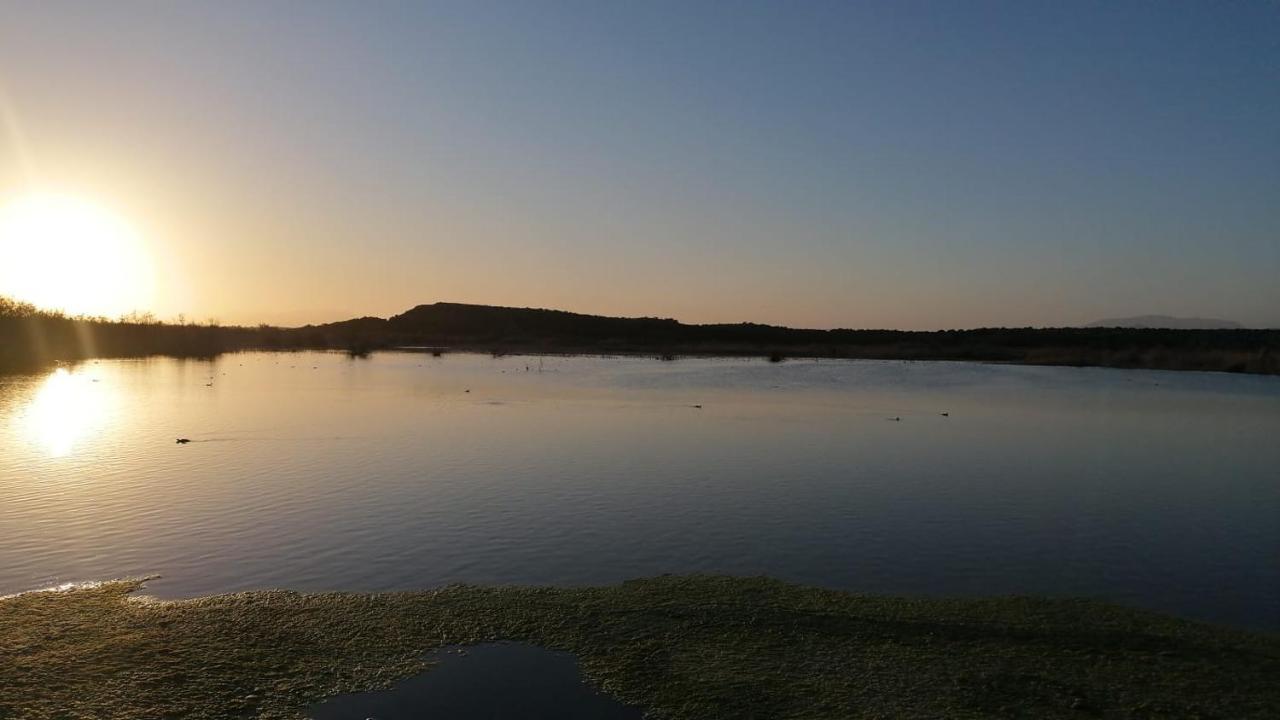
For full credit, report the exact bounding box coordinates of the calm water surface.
[1,352,1277,629]
[309,643,642,720]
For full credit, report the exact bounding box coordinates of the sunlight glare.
[0,192,154,317]
[23,367,109,458]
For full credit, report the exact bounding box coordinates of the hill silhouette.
[3,297,1278,375]
[1085,314,1243,330]
[291,302,1280,374]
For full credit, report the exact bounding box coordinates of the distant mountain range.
[1085,315,1242,330]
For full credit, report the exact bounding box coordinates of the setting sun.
[0,192,153,318]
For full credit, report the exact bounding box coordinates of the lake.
[1,352,1276,630]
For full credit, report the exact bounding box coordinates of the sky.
[0,1,1277,329]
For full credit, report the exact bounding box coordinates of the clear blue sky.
[1,1,1277,328]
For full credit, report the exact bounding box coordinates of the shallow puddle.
[307,642,643,719]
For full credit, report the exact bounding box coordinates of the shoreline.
[7,344,1280,381]
[6,298,1278,376]
[3,574,1277,718]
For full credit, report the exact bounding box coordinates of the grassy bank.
[2,575,1276,719]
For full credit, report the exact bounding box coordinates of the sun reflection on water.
[23,368,110,457]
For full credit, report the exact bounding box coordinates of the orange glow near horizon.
[0,192,155,318]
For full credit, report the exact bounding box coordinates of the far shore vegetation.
[1,575,1276,719]
[3,296,1277,376]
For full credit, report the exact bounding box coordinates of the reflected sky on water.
[1,352,1277,630]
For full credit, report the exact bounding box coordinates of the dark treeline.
[0,297,283,373]
[3,298,1278,375]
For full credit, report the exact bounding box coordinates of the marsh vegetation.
[3,575,1277,719]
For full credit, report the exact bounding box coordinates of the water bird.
[891,416,901,421]
[940,412,949,417]
[175,438,190,444]
[693,404,703,409]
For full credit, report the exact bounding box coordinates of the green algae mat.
[2,575,1277,719]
